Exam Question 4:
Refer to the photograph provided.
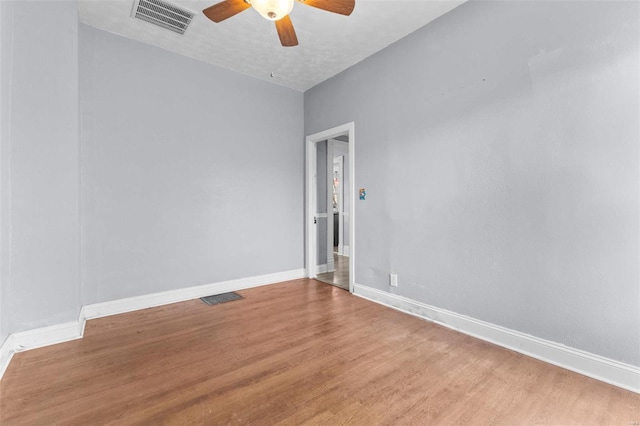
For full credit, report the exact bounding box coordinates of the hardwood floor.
[1,279,638,425]
[316,252,349,290]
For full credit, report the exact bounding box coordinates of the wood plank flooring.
[0,279,638,425]
[316,253,349,290]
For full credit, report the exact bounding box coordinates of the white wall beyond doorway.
[331,140,349,258]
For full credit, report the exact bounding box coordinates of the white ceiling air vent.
[132,0,195,35]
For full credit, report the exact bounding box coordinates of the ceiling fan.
[202,0,355,47]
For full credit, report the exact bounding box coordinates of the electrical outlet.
[389,273,398,287]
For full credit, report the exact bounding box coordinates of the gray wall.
[305,1,639,366]
[0,0,9,345]
[1,4,304,337]
[0,1,81,334]
[79,25,304,304]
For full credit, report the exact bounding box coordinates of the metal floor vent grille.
[132,0,195,35]
[200,292,243,306]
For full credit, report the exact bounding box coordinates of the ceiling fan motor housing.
[250,0,294,21]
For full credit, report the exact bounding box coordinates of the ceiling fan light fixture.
[250,0,294,21]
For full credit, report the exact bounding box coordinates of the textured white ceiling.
[78,0,466,91]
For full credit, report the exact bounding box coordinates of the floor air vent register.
[200,292,243,306]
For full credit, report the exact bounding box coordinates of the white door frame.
[305,122,355,293]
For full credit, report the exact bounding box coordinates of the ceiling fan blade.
[297,0,355,16]
[275,15,298,47]
[203,0,251,23]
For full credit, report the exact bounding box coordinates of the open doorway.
[305,123,355,293]
[316,139,349,290]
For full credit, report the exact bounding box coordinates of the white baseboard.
[0,268,305,381]
[0,319,86,380]
[12,320,86,351]
[338,245,350,257]
[317,263,328,274]
[354,283,640,394]
[0,335,15,380]
[83,268,305,320]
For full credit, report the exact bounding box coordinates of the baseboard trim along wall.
[0,268,305,381]
[0,335,15,380]
[337,246,350,257]
[82,269,305,320]
[354,283,640,394]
